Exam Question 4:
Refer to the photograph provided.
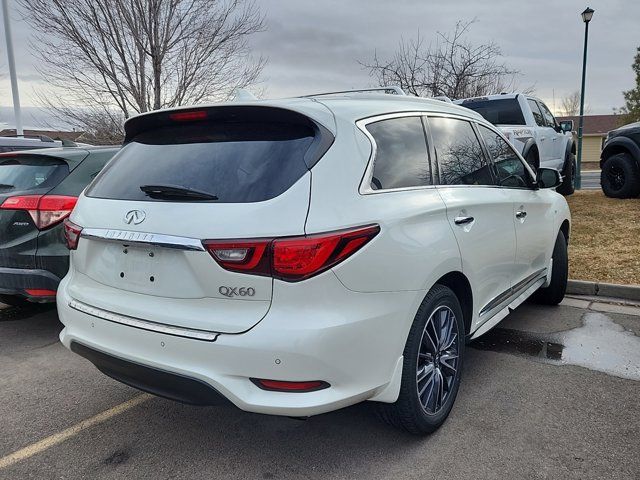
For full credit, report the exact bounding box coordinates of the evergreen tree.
[621,47,640,123]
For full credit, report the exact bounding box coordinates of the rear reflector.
[251,379,329,393]
[169,110,208,122]
[25,289,57,297]
[0,195,78,229]
[63,218,83,250]
[203,224,380,282]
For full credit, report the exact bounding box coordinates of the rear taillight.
[63,218,83,250]
[0,195,78,230]
[203,224,380,282]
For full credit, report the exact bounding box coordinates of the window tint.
[366,116,431,190]
[538,102,557,128]
[527,99,545,127]
[459,98,525,125]
[52,150,118,196]
[429,117,493,186]
[478,125,531,188]
[86,122,315,203]
[0,156,68,193]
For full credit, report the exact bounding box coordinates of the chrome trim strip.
[81,228,205,252]
[479,268,547,319]
[68,299,219,341]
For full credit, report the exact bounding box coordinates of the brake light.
[203,224,380,282]
[25,289,57,297]
[251,379,329,392]
[169,110,207,122]
[63,218,83,250]
[0,195,78,229]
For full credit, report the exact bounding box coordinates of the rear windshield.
[0,156,69,193]
[460,98,525,125]
[86,122,315,203]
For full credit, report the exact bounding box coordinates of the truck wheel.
[532,231,568,306]
[557,153,576,196]
[600,153,640,198]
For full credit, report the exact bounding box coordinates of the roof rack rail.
[301,86,406,98]
[1,134,56,143]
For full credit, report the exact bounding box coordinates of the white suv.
[57,90,570,434]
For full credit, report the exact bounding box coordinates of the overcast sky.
[0,0,638,129]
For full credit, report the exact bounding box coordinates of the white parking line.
[0,393,151,470]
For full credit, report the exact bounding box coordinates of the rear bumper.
[0,266,61,302]
[70,341,230,406]
[57,272,422,417]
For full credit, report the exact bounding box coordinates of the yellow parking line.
[0,393,152,470]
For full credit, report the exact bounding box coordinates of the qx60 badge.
[219,286,255,298]
[124,210,146,225]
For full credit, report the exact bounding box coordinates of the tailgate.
[66,105,330,334]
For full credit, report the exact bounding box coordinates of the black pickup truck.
[600,121,640,198]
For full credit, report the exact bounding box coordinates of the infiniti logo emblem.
[124,210,146,225]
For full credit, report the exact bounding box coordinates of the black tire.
[532,231,568,305]
[556,153,576,196]
[0,294,30,307]
[525,150,539,172]
[600,153,640,198]
[376,285,465,435]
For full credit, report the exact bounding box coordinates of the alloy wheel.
[416,305,459,414]
[607,165,625,191]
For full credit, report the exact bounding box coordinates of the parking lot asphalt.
[580,171,600,190]
[1,298,639,480]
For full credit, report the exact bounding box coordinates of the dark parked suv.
[600,121,640,198]
[0,146,118,305]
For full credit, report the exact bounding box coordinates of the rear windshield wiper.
[0,183,14,189]
[140,184,218,200]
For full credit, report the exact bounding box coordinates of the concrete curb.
[567,279,640,302]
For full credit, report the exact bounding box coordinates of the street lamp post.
[1,0,23,136]
[576,7,594,190]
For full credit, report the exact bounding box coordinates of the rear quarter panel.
[305,119,461,294]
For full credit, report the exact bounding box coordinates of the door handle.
[516,211,527,219]
[454,216,475,225]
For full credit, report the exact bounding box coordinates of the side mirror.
[559,120,574,133]
[536,167,562,189]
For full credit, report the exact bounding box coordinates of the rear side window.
[429,117,493,186]
[51,150,117,196]
[366,116,431,190]
[460,98,525,125]
[527,99,545,127]
[0,156,69,193]
[86,122,315,203]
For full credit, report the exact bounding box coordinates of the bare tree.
[560,91,589,117]
[361,20,529,99]
[19,0,266,142]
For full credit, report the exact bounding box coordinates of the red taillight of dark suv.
[204,224,380,282]
[0,195,78,230]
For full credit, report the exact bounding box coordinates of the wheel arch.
[522,140,539,169]
[560,219,570,245]
[600,137,640,169]
[435,271,473,335]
